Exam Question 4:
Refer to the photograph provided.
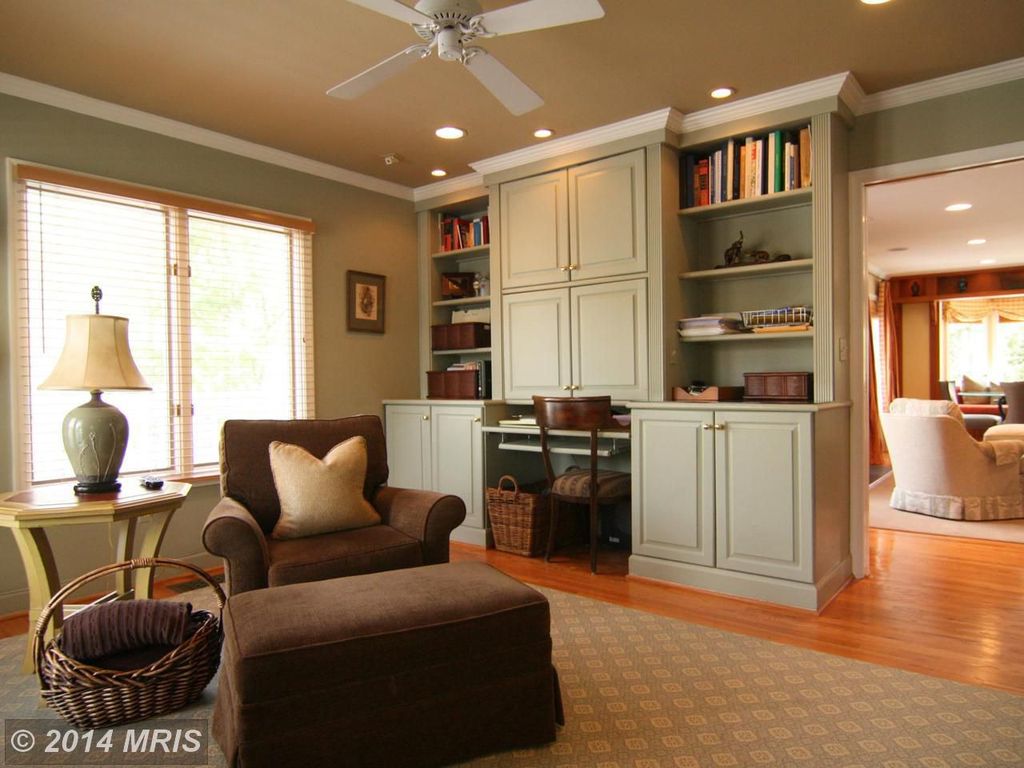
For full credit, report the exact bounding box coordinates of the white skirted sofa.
[881,398,1024,521]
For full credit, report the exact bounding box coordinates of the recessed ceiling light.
[533,128,554,139]
[979,259,997,265]
[435,126,466,140]
[945,202,972,212]
[710,87,735,99]
[430,169,447,178]
[860,0,891,4]
[967,238,987,246]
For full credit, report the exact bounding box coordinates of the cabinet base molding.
[450,524,492,548]
[627,554,852,612]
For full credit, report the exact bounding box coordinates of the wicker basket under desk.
[486,475,550,557]
[33,557,225,730]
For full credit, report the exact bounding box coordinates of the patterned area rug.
[2,585,1021,767]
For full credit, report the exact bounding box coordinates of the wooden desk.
[0,481,190,671]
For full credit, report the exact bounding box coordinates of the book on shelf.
[438,214,490,252]
[680,123,812,209]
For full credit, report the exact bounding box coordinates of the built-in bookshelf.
[675,113,844,401]
[419,196,493,399]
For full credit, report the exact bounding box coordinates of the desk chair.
[533,396,631,574]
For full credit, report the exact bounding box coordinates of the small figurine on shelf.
[717,230,793,269]
[473,273,490,297]
[723,231,744,267]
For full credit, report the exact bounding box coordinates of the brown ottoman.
[213,561,562,767]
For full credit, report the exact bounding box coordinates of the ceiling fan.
[328,0,605,116]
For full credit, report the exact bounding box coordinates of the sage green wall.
[849,79,1024,171]
[0,93,418,613]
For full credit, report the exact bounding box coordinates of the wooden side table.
[0,481,191,672]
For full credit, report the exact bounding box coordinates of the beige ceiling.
[2,0,1024,189]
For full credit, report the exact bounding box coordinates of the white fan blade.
[346,0,431,25]
[327,45,429,99]
[474,0,604,36]
[464,50,543,115]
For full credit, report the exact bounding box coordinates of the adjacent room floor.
[869,471,1024,544]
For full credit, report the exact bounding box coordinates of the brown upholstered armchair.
[202,416,466,595]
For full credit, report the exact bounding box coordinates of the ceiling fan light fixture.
[710,87,735,99]
[967,238,987,246]
[430,168,448,177]
[435,126,466,140]
[945,202,972,212]
[979,258,997,265]
[533,128,554,139]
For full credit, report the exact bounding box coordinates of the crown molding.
[858,56,1024,114]
[412,172,484,203]
[0,72,414,201]
[468,107,684,177]
[680,72,856,133]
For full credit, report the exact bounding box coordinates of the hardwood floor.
[3,532,1021,696]
[451,530,1024,696]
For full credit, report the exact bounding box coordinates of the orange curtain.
[868,309,889,466]
[879,280,902,406]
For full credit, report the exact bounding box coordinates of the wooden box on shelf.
[427,370,480,399]
[672,385,745,402]
[440,272,478,299]
[743,372,811,402]
[431,323,491,350]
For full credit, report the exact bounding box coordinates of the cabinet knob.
[568,264,579,271]
[570,384,580,391]
[422,415,430,421]
[701,423,712,430]
[714,424,726,431]
[561,385,571,391]
[559,265,570,272]
[473,417,481,423]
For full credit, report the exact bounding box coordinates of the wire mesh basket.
[740,305,813,328]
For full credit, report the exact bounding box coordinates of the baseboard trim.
[628,554,851,612]
[450,524,492,548]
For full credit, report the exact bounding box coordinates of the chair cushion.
[888,398,964,424]
[961,375,994,404]
[269,437,381,540]
[551,468,631,502]
[267,525,422,587]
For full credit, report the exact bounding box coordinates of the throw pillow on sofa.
[269,436,381,539]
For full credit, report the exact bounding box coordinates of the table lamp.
[39,287,151,494]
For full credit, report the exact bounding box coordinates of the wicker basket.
[486,475,550,557]
[33,557,225,730]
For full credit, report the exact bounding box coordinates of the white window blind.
[13,163,315,485]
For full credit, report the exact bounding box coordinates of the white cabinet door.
[384,405,431,490]
[569,149,647,281]
[632,410,715,566]
[430,405,484,528]
[714,410,813,582]
[502,288,571,399]
[500,170,568,289]
[571,279,649,400]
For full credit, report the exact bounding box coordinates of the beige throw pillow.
[269,437,381,540]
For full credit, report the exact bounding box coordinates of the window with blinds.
[12,163,315,485]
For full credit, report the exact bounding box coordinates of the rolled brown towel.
[60,600,193,662]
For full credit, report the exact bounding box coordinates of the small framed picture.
[347,271,386,333]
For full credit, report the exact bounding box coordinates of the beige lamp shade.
[40,314,151,391]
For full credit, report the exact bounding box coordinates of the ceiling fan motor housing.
[413,0,482,24]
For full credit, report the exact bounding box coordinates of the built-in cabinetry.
[502,278,648,400]
[629,403,851,610]
[384,401,489,544]
[498,148,655,400]
[500,149,647,289]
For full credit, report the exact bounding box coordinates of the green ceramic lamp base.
[62,390,129,495]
